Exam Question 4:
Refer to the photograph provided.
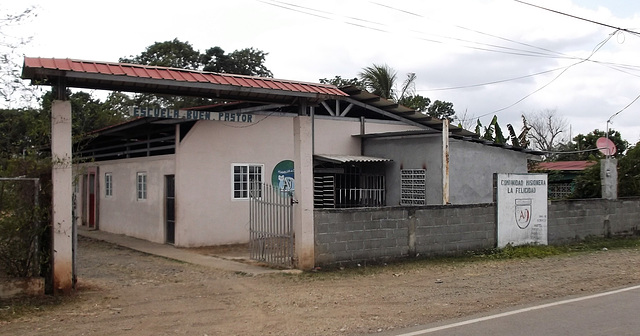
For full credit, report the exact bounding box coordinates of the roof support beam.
[339,103,354,117]
[321,101,336,116]
[215,103,287,115]
[344,97,429,129]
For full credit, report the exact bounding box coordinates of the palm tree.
[358,64,418,103]
[358,64,397,99]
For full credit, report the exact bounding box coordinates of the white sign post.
[496,173,548,248]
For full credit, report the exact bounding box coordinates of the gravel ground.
[1,236,640,335]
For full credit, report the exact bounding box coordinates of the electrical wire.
[470,30,617,120]
[513,0,640,37]
[257,0,640,126]
[258,0,572,59]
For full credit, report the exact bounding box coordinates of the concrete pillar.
[442,118,450,205]
[601,158,617,200]
[293,116,314,269]
[51,100,74,294]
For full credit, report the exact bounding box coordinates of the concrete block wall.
[548,198,640,244]
[412,204,496,257]
[314,208,410,265]
[314,198,640,267]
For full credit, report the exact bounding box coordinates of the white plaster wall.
[72,168,83,227]
[313,117,421,155]
[80,156,175,243]
[175,116,420,247]
[175,116,295,247]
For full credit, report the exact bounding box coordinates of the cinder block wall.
[548,198,640,244]
[314,198,640,267]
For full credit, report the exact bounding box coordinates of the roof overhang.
[314,154,392,164]
[22,57,348,105]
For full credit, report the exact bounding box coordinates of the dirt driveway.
[2,236,640,335]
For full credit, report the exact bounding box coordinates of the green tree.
[319,76,364,88]
[39,90,129,142]
[398,95,431,113]
[357,64,455,119]
[202,47,272,77]
[120,38,201,69]
[120,39,273,109]
[427,100,455,122]
[0,108,41,160]
[571,162,602,199]
[618,142,640,197]
[475,115,506,144]
[556,129,628,161]
[506,115,530,148]
[358,64,396,99]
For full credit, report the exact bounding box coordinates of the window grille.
[105,173,113,197]
[314,168,385,208]
[136,172,147,200]
[401,169,426,205]
[233,164,263,199]
[549,182,572,199]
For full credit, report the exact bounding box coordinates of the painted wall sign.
[129,107,254,123]
[272,160,294,194]
[496,173,548,248]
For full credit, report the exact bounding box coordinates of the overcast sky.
[7,0,640,144]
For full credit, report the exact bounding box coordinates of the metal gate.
[249,182,294,268]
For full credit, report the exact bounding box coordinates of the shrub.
[0,157,51,278]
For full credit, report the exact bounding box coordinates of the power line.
[372,1,569,59]
[258,0,640,123]
[258,0,571,59]
[513,0,640,37]
[416,66,567,92]
[471,31,617,120]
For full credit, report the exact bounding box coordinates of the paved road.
[385,285,640,336]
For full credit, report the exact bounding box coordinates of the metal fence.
[248,182,294,268]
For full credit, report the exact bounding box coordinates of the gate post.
[293,116,315,269]
[51,100,74,294]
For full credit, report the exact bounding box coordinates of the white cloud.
[8,0,640,143]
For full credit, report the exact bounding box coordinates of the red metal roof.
[22,57,347,104]
[535,161,597,171]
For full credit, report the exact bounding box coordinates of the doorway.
[165,175,175,244]
[82,167,99,228]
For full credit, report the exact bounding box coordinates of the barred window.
[136,172,147,200]
[232,164,263,199]
[105,172,113,197]
[401,169,426,205]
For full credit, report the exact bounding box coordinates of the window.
[401,169,426,205]
[233,164,263,199]
[136,172,147,200]
[105,173,113,197]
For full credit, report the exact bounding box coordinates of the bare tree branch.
[525,109,568,156]
[0,6,39,108]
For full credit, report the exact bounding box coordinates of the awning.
[314,154,392,164]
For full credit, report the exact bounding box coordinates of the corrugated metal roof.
[535,161,597,171]
[314,154,392,164]
[339,85,478,138]
[22,57,347,104]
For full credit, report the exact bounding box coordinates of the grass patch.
[293,235,640,279]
